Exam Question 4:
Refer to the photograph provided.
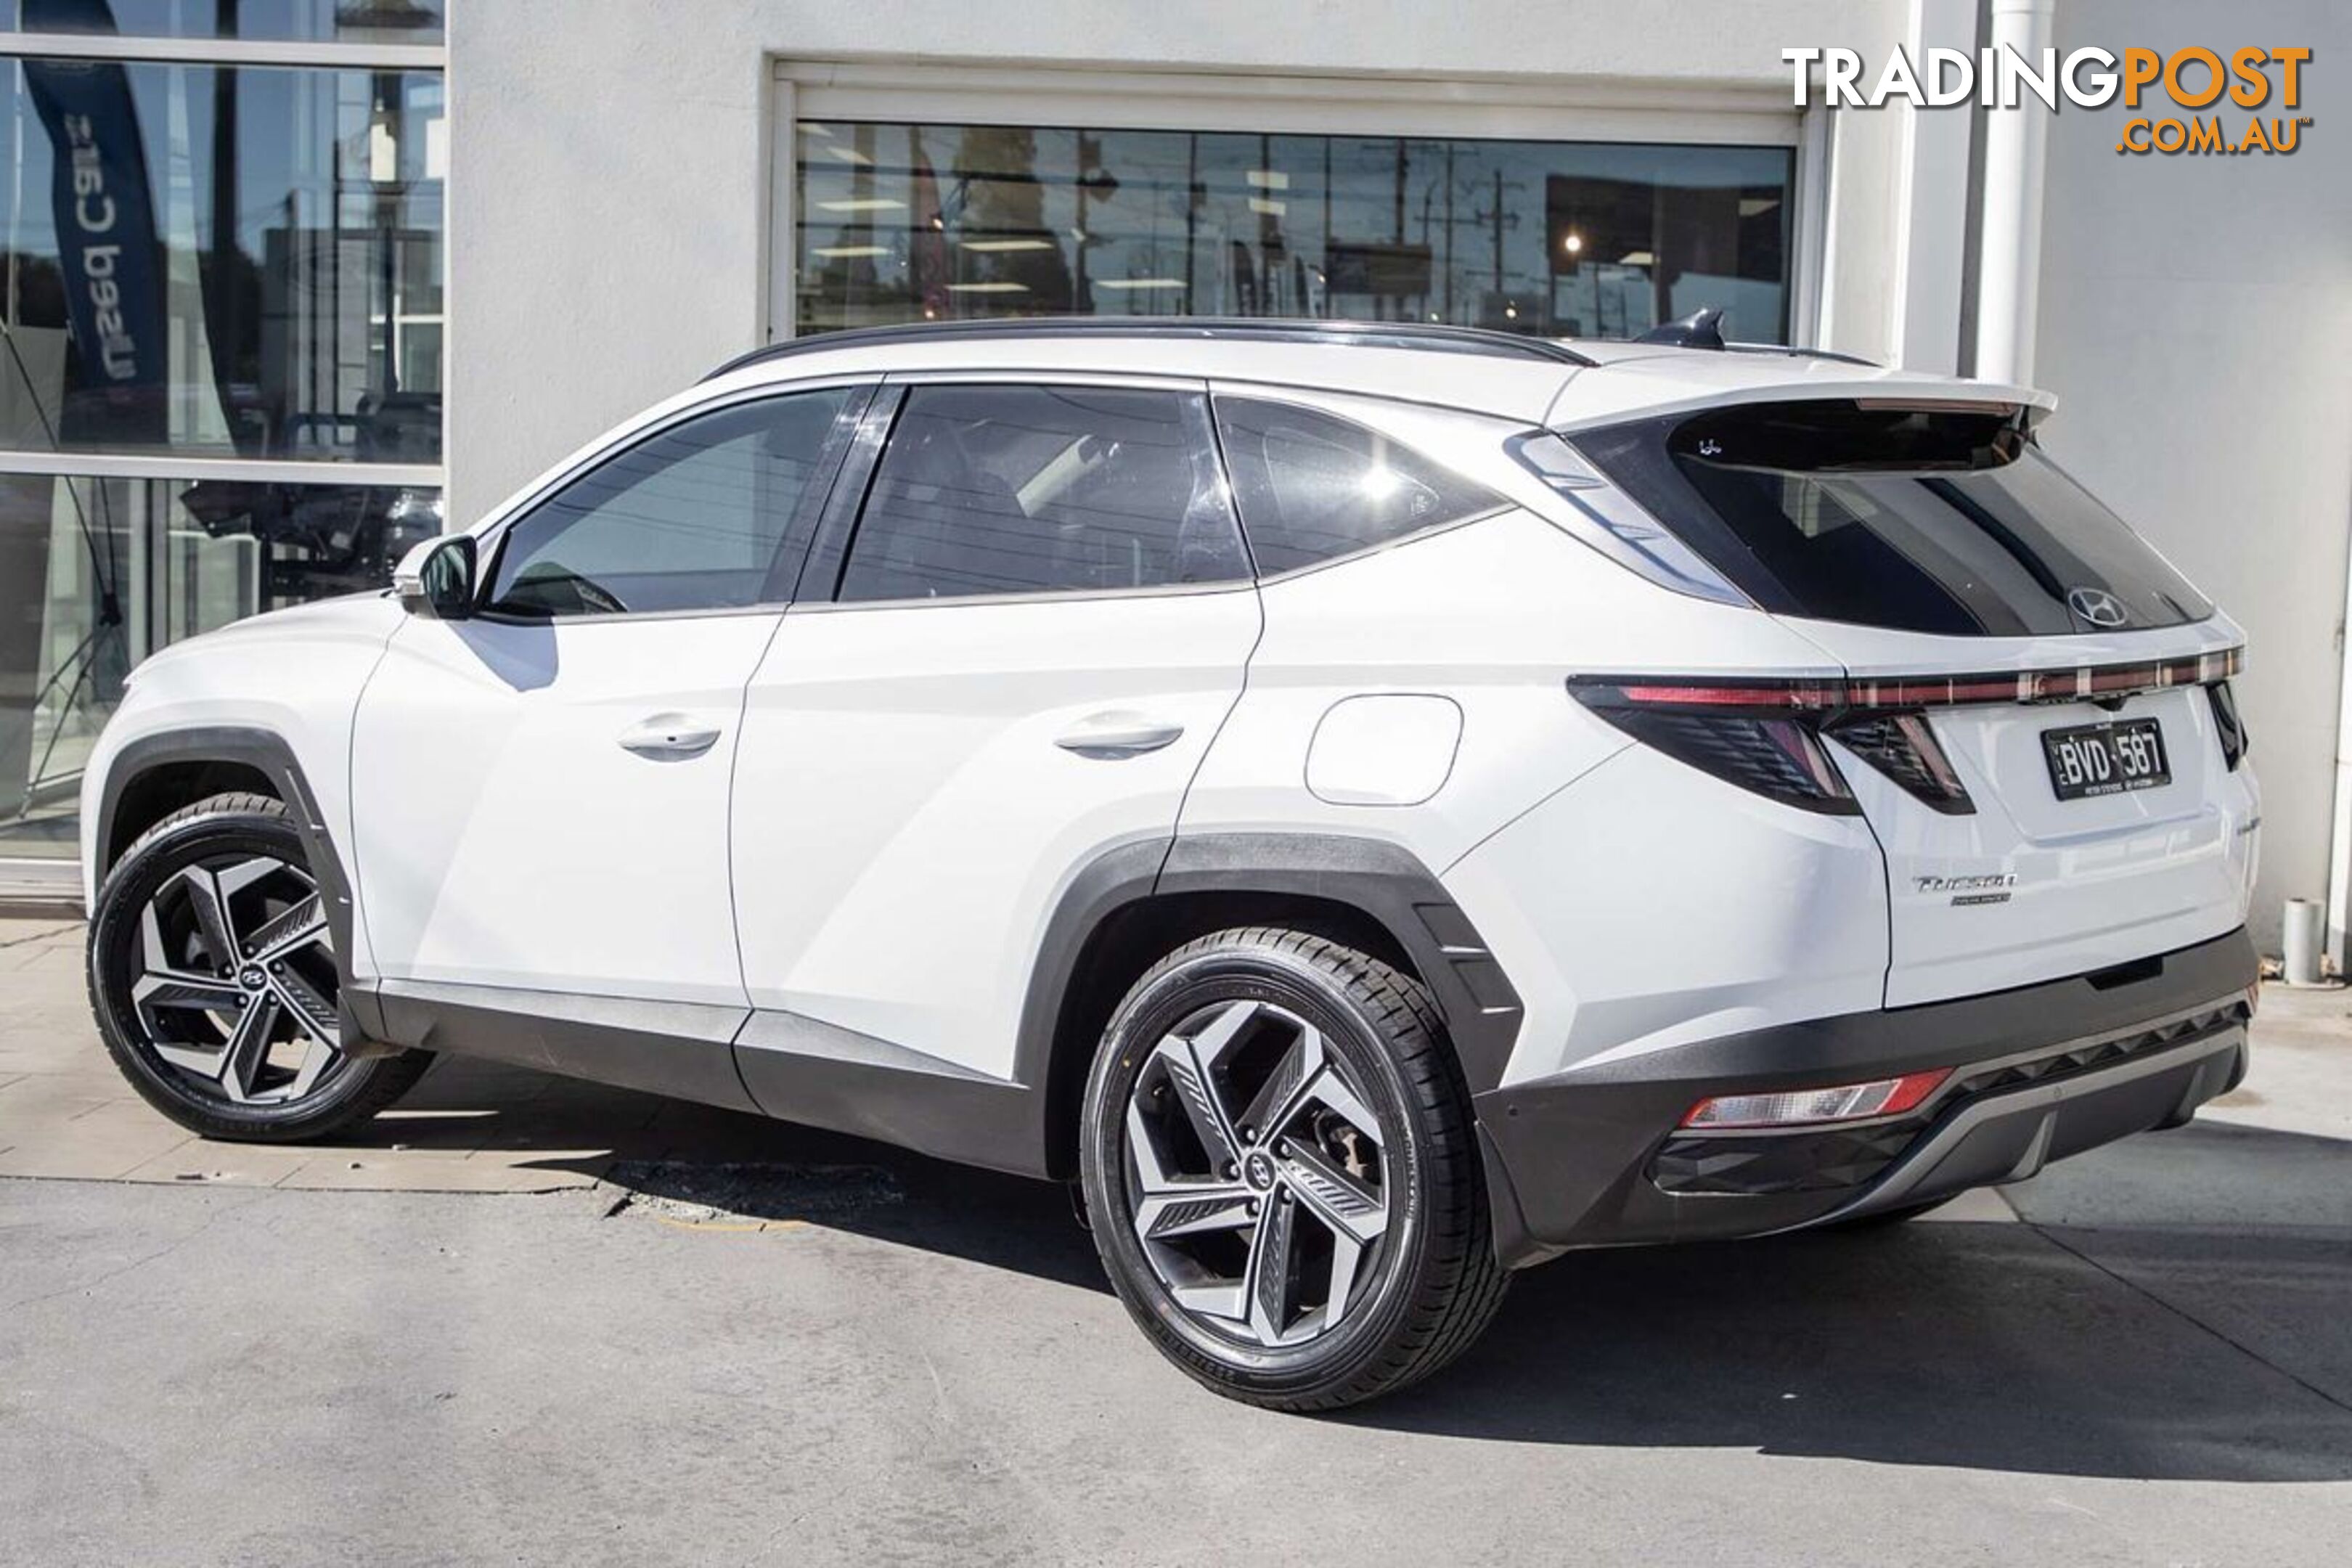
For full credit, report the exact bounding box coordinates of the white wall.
[448,0,1885,520]
[2031,0,2352,950]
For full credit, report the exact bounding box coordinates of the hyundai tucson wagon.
[81,317,2260,1410]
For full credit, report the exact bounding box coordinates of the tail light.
[1571,649,2243,816]
[2207,679,2249,769]
[1681,1068,1951,1130]
[1568,682,1857,814]
[1567,681,1964,816]
[1824,713,1973,814]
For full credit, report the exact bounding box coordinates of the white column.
[2328,549,2352,973]
[1890,0,1976,373]
[1972,0,2055,384]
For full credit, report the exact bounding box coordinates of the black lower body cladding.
[1475,928,2260,1267]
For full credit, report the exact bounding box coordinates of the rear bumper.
[1475,926,2259,1267]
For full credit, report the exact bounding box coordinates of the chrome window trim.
[467,602,794,629]
[1245,502,1520,589]
[731,355,1567,427]
[788,578,1259,615]
[877,369,1208,394]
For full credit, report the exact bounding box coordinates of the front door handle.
[618,714,722,759]
[1055,712,1185,759]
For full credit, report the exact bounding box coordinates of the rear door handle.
[1055,713,1185,758]
[618,714,722,759]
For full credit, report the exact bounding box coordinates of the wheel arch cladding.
[104,752,280,868]
[1024,832,1524,1180]
[97,726,384,1044]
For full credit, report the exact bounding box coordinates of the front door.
[351,383,862,1008]
[730,379,1262,1082]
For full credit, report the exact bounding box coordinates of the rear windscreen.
[1571,400,2212,635]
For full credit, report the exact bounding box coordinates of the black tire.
[1079,926,1508,1411]
[86,791,433,1142]
[1824,1194,1959,1230]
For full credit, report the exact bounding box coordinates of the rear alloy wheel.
[87,791,431,1141]
[1124,995,1391,1347]
[1080,928,1507,1410]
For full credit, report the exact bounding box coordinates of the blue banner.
[20,0,166,444]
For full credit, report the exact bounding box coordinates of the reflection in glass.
[0,57,445,460]
[1,0,444,44]
[798,123,1793,343]
[0,471,437,856]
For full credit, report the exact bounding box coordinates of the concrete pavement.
[0,915,789,1192]
[4,912,2351,1564]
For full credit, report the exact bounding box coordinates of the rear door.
[1572,396,2260,1006]
[729,377,1260,1082]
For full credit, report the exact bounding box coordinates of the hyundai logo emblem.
[2067,587,2129,628]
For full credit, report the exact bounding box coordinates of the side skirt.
[369,980,760,1114]
[734,1010,1043,1177]
[359,979,1045,1173]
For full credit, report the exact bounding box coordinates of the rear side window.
[1214,398,1506,576]
[837,385,1247,602]
[1572,399,2212,636]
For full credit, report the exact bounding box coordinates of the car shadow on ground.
[408,1057,2352,1482]
[381,1055,1114,1290]
[1362,1212,2352,1481]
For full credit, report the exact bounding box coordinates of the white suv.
[80,318,2261,1410]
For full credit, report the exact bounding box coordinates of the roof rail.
[1723,341,1882,369]
[703,315,1598,381]
[1618,303,1882,369]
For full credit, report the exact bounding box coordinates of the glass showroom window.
[0,33,444,870]
[1,1,443,46]
[0,57,444,459]
[796,123,1794,343]
[0,471,437,856]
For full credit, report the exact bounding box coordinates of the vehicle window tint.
[837,385,1246,602]
[1214,397,1506,576]
[1572,400,2213,636]
[486,389,851,618]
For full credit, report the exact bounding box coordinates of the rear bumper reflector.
[1681,1069,1952,1130]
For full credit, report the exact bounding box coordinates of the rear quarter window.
[1214,397,1506,576]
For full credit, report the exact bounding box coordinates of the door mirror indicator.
[393,535,478,620]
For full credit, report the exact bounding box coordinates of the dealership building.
[0,0,2345,960]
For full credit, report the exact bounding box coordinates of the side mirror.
[393,534,478,619]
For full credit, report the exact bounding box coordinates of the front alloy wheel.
[1081,927,1508,1410]
[88,791,432,1141]
[128,851,343,1106]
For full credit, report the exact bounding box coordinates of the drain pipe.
[1972,0,2055,385]
[2284,899,2325,987]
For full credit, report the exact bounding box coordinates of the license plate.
[2041,719,2170,800]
